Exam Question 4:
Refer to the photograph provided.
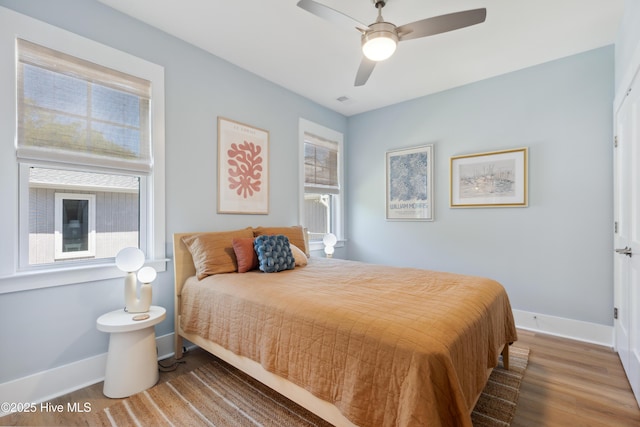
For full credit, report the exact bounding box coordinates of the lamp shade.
[137,266,157,284]
[322,233,337,247]
[115,247,145,272]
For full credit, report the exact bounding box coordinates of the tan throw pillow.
[253,225,309,256]
[232,237,258,273]
[182,228,254,279]
[290,244,308,267]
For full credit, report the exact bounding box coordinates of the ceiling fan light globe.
[361,23,398,61]
[362,36,396,61]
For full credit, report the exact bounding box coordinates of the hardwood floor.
[512,329,640,426]
[2,329,639,426]
[0,349,218,427]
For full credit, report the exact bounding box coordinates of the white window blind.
[304,132,339,194]
[16,38,152,173]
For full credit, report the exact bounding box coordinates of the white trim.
[308,239,345,253]
[0,353,106,416]
[513,309,614,348]
[0,332,175,415]
[615,30,640,114]
[0,259,167,295]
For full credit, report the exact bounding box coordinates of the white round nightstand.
[97,306,166,398]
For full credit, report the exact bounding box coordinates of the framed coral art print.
[217,117,269,214]
[450,147,528,208]
[386,144,434,221]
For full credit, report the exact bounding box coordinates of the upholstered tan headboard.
[173,232,198,358]
[173,226,308,296]
[173,232,198,300]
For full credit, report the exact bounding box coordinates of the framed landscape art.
[450,147,528,208]
[386,144,434,221]
[217,117,269,214]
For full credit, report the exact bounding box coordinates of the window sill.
[308,239,345,253]
[0,259,168,295]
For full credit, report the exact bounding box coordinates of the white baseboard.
[0,332,175,416]
[0,313,616,416]
[513,309,614,348]
[156,332,175,358]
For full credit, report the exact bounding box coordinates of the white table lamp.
[323,233,337,258]
[115,247,152,313]
[135,266,157,313]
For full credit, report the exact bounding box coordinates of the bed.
[173,227,517,427]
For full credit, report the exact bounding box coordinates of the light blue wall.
[0,0,346,383]
[0,0,629,389]
[346,46,614,326]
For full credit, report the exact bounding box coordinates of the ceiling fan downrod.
[374,1,386,22]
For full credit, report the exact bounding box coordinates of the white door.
[614,76,640,405]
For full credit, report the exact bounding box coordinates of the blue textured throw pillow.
[254,234,295,273]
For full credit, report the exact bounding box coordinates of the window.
[0,8,165,292]
[304,134,339,240]
[299,119,344,247]
[54,192,96,260]
[16,39,152,269]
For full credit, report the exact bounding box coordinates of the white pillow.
[290,244,308,267]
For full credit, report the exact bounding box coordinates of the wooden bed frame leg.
[175,331,184,360]
[502,344,510,370]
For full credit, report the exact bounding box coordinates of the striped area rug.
[472,345,530,427]
[88,346,529,427]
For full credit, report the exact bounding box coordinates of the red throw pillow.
[232,237,258,273]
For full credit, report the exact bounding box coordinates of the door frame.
[613,38,640,407]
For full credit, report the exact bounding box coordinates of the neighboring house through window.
[30,169,140,263]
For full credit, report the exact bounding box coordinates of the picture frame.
[217,117,269,214]
[386,144,434,221]
[450,147,528,208]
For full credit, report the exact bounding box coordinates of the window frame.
[0,8,166,294]
[298,118,345,252]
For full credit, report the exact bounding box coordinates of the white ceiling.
[98,0,624,116]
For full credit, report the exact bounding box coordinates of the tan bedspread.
[180,258,517,427]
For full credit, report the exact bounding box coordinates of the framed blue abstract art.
[386,144,434,221]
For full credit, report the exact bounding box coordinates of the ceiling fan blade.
[397,8,486,41]
[354,57,376,86]
[297,0,369,32]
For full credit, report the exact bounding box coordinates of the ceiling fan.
[297,0,487,86]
